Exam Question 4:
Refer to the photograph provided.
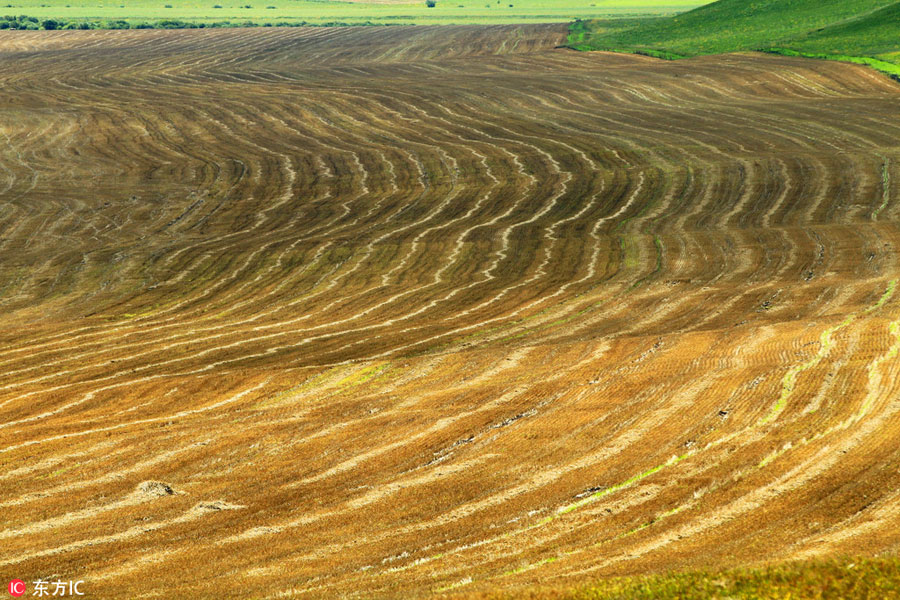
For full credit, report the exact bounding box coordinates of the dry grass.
[1,24,900,599]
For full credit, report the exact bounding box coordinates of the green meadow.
[569,0,900,78]
[0,0,702,26]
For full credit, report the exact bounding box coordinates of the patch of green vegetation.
[570,0,899,55]
[503,555,558,576]
[555,451,691,517]
[763,48,900,80]
[38,465,74,478]
[629,47,685,59]
[0,0,703,28]
[787,1,900,58]
[873,156,892,221]
[760,279,896,425]
[569,0,900,79]
[334,362,391,389]
[566,16,655,48]
[467,556,900,599]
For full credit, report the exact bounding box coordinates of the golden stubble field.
[1,23,899,598]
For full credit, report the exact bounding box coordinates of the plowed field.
[2,24,900,599]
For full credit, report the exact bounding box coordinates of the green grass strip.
[873,156,893,221]
[759,279,896,425]
[485,556,900,599]
[857,320,900,417]
[556,451,693,516]
[763,48,900,81]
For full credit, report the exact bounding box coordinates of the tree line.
[0,15,391,29]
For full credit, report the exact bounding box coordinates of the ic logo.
[8,580,26,597]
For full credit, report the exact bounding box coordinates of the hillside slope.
[570,0,900,76]
[788,1,900,59]
[2,25,900,599]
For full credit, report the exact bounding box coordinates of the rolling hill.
[2,23,900,598]
[787,1,900,60]
[569,0,900,77]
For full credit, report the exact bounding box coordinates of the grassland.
[569,0,900,78]
[460,556,900,599]
[0,0,701,26]
[2,22,900,600]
